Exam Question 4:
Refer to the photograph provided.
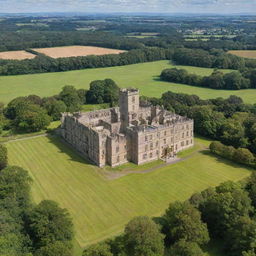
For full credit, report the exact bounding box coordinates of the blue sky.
[1,0,256,14]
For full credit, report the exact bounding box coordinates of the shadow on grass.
[152,76,162,81]
[46,134,95,166]
[200,149,254,171]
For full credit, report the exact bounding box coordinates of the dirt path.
[102,143,208,180]
[3,133,47,143]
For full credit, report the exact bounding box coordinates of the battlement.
[119,88,139,95]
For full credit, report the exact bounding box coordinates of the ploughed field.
[6,135,251,254]
[32,46,126,58]
[1,60,256,104]
[228,50,256,59]
[0,50,36,60]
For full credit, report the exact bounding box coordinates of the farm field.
[6,135,251,254]
[0,50,36,60]
[1,60,256,104]
[32,46,126,58]
[228,50,256,59]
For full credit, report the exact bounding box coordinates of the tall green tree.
[83,242,113,256]
[26,200,73,249]
[59,86,81,113]
[124,216,164,256]
[199,181,253,237]
[163,201,209,246]
[14,104,51,132]
[0,166,32,210]
[226,217,256,256]
[34,241,72,256]
[170,239,204,256]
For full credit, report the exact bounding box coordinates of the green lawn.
[6,135,251,255]
[1,60,256,104]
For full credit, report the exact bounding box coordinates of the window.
[164,139,166,144]
[187,131,189,136]
[132,105,135,111]
[143,154,147,159]
[145,136,148,142]
[145,145,148,151]
[186,140,189,145]
[150,143,153,150]
[156,141,158,147]
[181,141,184,147]
[182,133,184,138]
[164,131,167,136]
[175,144,178,150]
[150,153,153,158]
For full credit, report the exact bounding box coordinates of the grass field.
[228,50,256,59]
[1,60,256,104]
[0,50,36,60]
[6,135,251,254]
[33,46,125,58]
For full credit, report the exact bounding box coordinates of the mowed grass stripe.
[6,135,251,250]
[1,60,256,104]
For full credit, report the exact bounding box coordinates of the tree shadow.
[200,149,254,171]
[152,75,162,82]
[46,134,95,166]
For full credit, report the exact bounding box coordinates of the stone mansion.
[60,88,194,167]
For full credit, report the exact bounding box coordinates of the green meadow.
[6,135,251,254]
[1,60,256,104]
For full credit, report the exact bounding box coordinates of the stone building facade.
[61,88,194,167]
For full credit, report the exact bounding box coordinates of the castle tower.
[119,88,139,131]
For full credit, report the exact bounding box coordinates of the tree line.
[0,47,172,76]
[81,174,256,256]
[0,31,143,52]
[160,68,256,90]
[0,79,119,133]
[1,45,256,76]
[210,141,255,168]
[141,92,256,161]
[172,48,256,69]
[0,144,74,256]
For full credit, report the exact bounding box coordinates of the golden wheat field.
[228,50,256,59]
[32,45,126,58]
[0,50,36,60]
